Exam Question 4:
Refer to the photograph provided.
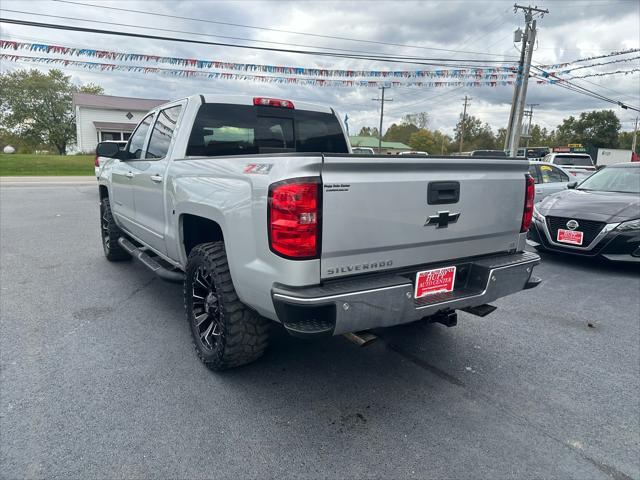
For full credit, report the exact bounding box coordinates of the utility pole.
[459,95,471,153]
[505,4,548,156]
[504,26,528,151]
[523,103,539,148]
[372,86,392,153]
[632,117,638,154]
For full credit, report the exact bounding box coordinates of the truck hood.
[536,189,640,223]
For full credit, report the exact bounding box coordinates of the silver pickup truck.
[97,94,541,371]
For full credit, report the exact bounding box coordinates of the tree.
[409,129,452,154]
[618,131,638,153]
[553,110,621,151]
[453,114,497,151]
[496,127,507,149]
[383,122,420,145]
[0,69,103,154]
[357,126,379,137]
[403,112,429,129]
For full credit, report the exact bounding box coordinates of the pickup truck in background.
[541,152,596,180]
[96,94,541,371]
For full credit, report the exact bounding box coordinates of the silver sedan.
[528,161,576,203]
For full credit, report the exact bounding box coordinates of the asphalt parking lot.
[1,183,639,479]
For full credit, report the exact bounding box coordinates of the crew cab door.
[129,103,184,255]
[111,113,154,234]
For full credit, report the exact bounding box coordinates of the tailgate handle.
[428,181,460,205]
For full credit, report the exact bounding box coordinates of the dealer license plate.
[557,229,584,245]
[414,266,456,299]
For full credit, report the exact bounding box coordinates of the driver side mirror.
[96,142,122,158]
[567,181,578,189]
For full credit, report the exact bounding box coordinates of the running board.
[118,237,184,283]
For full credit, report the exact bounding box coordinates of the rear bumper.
[272,251,540,336]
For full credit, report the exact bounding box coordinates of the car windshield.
[577,167,640,194]
[554,155,593,166]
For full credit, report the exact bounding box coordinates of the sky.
[1,0,639,138]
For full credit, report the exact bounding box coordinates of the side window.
[540,164,566,183]
[146,105,183,160]
[553,166,570,182]
[126,114,154,160]
[528,165,541,184]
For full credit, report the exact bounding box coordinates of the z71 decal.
[243,163,273,174]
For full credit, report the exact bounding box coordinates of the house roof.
[349,136,411,150]
[93,121,137,131]
[73,93,169,111]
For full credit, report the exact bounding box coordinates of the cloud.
[1,0,638,135]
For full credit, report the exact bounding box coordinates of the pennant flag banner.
[1,54,520,88]
[548,56,640,75]
[568,68,640,80]
[539,48,640,70]
[0,39,519,80]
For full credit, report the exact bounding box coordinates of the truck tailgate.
[320,155,528,279]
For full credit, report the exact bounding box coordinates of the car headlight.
[532,204,545,222]
[616,218,640,232]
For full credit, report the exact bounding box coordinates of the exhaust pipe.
[343,331,378,347]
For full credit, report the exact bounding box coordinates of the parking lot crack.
[382,339,634,480]
[384,341,465,387]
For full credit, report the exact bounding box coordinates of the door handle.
[125,171,134,178]
[150,174,163,183]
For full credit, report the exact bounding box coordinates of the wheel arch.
[181,213,225,259]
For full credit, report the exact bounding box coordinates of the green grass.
[0,154,94,176]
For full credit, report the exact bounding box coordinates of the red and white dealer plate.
[557,228,584,245]
[414,266,456,299]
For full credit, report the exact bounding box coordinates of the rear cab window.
[186,103,349,157]
[553,155,593,167]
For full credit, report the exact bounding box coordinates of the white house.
[73,93,168,152]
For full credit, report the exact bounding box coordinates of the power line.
[2,15,636,112]
[532,71,640,112]
[530,64,640,110]
[0,14,519,67]
[51,0,521,59]
[0,8,425,59]
[548,56,640,74]
[384,86,465,114]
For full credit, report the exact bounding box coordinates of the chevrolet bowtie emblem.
[424,211,460,228]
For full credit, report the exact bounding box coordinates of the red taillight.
[94,155,100,167]
[521,174,535,233]
[268,179,320,259]
[253,97,295,109]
